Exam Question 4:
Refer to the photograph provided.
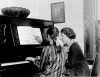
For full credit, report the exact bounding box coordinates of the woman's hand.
[25,57,36,62]
[35,36,42,43]
[63,46,69,60]
[36,56,40,60]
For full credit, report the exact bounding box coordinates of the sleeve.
[72,53,89,76]
[40,46,49,70]
[65,43,88,76]
[65,45,77,69]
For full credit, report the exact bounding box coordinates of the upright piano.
[0,15,54,77]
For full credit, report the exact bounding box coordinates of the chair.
[91,53,100,76]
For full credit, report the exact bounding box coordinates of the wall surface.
[35,0,84,53]
[0,0,36,18]
[0,0,84,53]
[97,0,100,21]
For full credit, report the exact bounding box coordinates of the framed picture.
[51,2,65,23]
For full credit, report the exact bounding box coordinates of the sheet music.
[17,26,42,45]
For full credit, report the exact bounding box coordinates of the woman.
[60,27,90,76]
[26,27,63,77]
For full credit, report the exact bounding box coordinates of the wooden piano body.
[0,15,54,77]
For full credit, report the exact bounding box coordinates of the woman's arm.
[39,46,49,70]
[65,43,89,76]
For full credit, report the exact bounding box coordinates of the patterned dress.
[37,44,64,77]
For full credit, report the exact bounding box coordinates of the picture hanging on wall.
[51,2,65,23]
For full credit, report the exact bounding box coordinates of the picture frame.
[51,2,65,23]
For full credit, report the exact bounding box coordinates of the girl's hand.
[63,46,69,60]
[25,57,36,62]
[35,56,40,60]
[35,36,42,43]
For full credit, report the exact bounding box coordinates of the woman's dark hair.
[47,27,59,40]
[47,27,62,53]
[61,27,76,39]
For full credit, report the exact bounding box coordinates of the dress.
[65,42,90,76]
[36,44,64,77]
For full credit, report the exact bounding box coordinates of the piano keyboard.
[1,61,30,67]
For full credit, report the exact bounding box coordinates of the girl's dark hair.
[47,27,59,40]
[61,27,76,39]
